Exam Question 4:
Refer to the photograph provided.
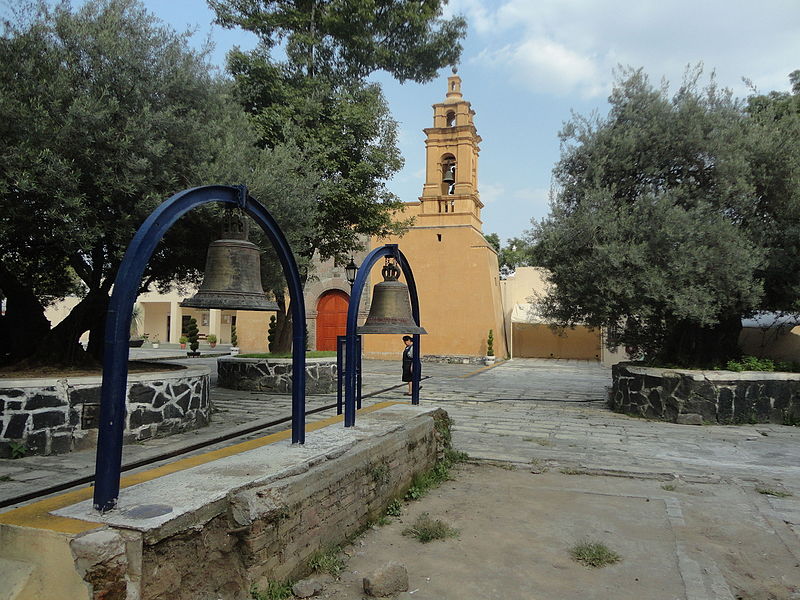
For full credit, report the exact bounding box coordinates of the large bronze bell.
[358,260,427,335]
[181,210,279,311]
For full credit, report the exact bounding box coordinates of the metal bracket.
[235,184,248,209]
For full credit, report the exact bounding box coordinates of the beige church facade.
[358,71,507,359]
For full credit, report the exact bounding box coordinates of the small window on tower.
[446,111,455,127]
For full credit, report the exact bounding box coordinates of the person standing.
[402,335,414,395]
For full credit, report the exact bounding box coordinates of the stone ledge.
[0,404,447,600]
[0,364,211,456]
[611,362,800,425]
[217,356,336,394]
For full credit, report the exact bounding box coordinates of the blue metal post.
[93,185,306,512]
[336,335,345,415]
[357,335,362,409]
[396,252,423,406]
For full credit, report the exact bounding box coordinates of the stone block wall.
[217,357,337,394]
[611,363,800,425]
[0,365,210,457]
[422,354,485,365]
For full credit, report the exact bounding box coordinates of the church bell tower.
[364,69,507,359]
[418,68,483,230]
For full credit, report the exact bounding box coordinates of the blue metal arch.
[344,244,422,427]
[93,185,306,512]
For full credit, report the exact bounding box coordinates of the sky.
[124,1,800,243]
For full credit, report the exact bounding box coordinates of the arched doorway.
[316,290,349,351]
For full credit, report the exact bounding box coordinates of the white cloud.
[479,181,506,204]
[459,0,800,98]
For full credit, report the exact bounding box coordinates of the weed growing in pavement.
[307,546,345,577]
[559,467,584,475]
[661,483,677,491]
[755,486,793,498]
[386,499,402,516]
[250,581,293,600]
[9,442,27,459]
[402,513,459,543]
[569,540,622,567]
[0,475,12,482]
[375,515,391,526]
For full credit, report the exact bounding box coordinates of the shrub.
[186,317,199,352]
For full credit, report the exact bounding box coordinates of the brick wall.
[69,407,449,600]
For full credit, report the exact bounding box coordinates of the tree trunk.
[0,266,51,366]
[272,289,293,354]
[21,288,110,368]
[658,315,742,367]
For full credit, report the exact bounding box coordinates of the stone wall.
[611,363,800,425]
[27,405,448,600]
[0,364,210,457]
[217,356,337,394]
[422,354,485,365]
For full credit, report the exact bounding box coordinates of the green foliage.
[487,233,538,278]
[402,513,459,543]
[0,0,260,366]
[186,318,199,353]
[725,356,800,372]
[386,499,403,517]
[569,540,622,568]
[0,475,12,482]
[307,546,345,577]
[9,441,27,459]
[230,325,238,347]
[179,336,188,345]
[250,582,293,600]
[267,315,277,353]
[206,334,217,344]
[532,66,800,367]
[487,329,494,356]
[370,463,390,485]
[404,447,466,501]
[210,0,465,84]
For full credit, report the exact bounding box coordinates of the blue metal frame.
[93,185,306,512]
[343,244,423,426]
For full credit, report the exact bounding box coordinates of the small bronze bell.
[358,260,427,335]
[442,164,455,184]
[181,210,278,311]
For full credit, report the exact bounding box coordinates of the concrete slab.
[52,404,432,542]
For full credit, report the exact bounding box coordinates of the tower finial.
[452,65,458,75]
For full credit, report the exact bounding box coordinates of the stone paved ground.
[2,356,800,598]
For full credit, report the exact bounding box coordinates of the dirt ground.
[314,463,800,600]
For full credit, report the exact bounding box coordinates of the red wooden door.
[316,290,349,351]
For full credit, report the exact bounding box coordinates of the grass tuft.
[661,483,677,491]
[755,486,793,498]
[307,546,345,577]
[402,513,459,543]
[250,581,293,600]
[569,540,622,568]
[386,499,402,517]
